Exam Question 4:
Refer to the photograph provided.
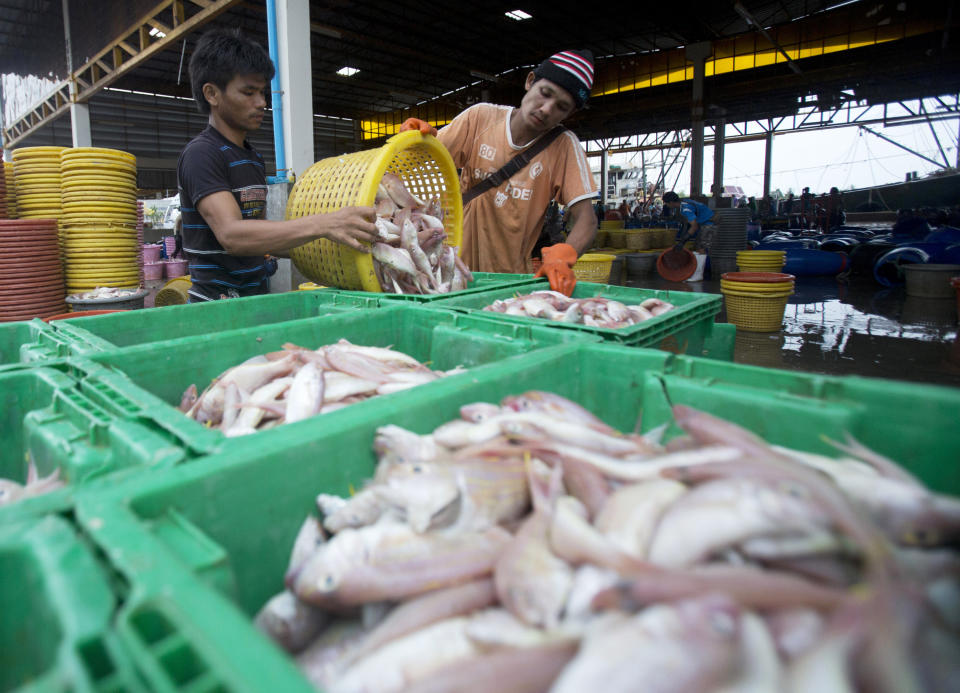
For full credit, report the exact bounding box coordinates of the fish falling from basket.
[370,172,473,294]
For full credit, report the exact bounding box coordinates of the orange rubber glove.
[399,118,438,137]
[535,243,578,296]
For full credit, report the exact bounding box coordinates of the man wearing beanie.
[401,50,599,295]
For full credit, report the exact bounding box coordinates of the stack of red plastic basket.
[0,219,66,321]
[0,157,7,219]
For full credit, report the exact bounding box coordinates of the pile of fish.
[69,286,140,300]
[255,392,960,692]
[370,172,473,294]
[483,290,675,328]
[179,339,464,438]
[0,459,64,507]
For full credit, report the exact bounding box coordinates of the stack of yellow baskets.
[736,249,786,272]
[720,271,795,332]
[60,147,139,294]
[3,162,15,218]
[11,147,66,227]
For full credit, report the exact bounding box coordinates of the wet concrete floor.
[627,274,960,390]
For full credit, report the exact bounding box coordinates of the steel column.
[711,119,725,200]
[687,42,711,198]
[763,130,773,199]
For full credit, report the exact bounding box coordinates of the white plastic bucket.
[686,252,707,282]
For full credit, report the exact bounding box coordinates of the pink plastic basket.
[164,259,188,278]
[143,262,163,281]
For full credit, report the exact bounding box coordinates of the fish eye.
[324,575,336,589]
[412,464,423,473]
[710,611,736,635]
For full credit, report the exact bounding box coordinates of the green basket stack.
[424,279,733,359]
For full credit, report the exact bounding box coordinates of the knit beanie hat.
[533,49,594,108]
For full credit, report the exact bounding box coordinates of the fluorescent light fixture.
[337,66,360,77]
[148,27,166,38]
[505,9,532,20]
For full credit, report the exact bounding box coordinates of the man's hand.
[315,206,379,252]
[535,243,578,296]
[399,118,438,137]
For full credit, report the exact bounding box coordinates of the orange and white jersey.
[438,103,598,273]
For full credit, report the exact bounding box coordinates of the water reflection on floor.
[626,274,960,389]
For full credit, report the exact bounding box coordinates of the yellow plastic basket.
[599,219,625,230]
[720,279,794,293]
[607,230,626,249]
[722,289,792,332]
[625,230,652,250]
[594,230,609,247]
[155,276,192,306]
[573,253,616,283]
[285,131,462,292]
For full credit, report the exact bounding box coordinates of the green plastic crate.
[0,515,145,693]
[331,271,544,305]
[51,290,382,355]
[0,318,85,372]
[425,279,730,357]
[0,364,204,525]
[73,342,960,693]
[75,305,601,455]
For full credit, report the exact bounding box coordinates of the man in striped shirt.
[178,29,377,301]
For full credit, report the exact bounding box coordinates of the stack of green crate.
[71,304,601,455]
[422,279,734,359]
[0,515,146,692]
[329,271,544,306]
[47,289,384,356]
[69,342,960,692]
[0,318,86,373]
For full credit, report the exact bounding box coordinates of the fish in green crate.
[0,457,64,507]
[483,289,675,328]
[260,394,960,693]
[180,339,465,437]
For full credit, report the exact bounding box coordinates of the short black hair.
[662,191,680,203]
[189,28,275,114]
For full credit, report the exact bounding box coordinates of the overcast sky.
[602,115,959,198]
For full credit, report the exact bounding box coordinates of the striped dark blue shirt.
[177,126,270,301]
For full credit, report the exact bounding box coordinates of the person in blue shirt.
[662,191,715,251]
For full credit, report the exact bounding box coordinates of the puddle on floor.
[627,274,960,388]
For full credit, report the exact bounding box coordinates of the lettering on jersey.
[529,161,543,179]
[494,191,508,208]
[238,185,267,202]
[478,143,496,161]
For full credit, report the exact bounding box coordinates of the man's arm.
[563,198,598,255]
[197,191,378,256]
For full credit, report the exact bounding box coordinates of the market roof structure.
[2,1,957,191]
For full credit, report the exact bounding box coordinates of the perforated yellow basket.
[572,253,616,283]
[722,289,792,332]
[285,131,462,292]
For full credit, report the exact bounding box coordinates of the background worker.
[178,28,378,302]
[661,191,715,251]
[400,49,600,296]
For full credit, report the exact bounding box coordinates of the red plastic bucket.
[43,309,129,322]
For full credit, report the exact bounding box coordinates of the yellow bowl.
[721,281,794,294]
